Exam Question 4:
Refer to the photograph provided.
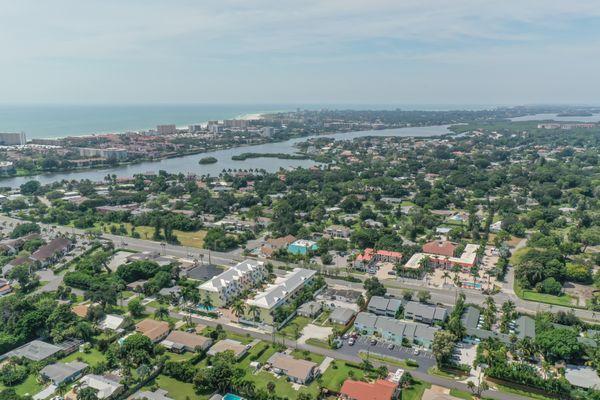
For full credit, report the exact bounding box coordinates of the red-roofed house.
[339,379,399,400]
[422,240,456,258]
[354,249,402,271]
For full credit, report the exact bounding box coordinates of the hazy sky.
[2,0,600,105]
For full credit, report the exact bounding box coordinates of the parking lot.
[335,334,436,371]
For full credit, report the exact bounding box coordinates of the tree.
[119,333,155,367]
[77,387,99,400]
[363,277,386,298]
[19,180,41,195]
[8,265,31,290]
[402,289,414,301]
[417,290,431,303]
[248,305,260,322]
[432,331,457,366]
[154,306,169,320]
[535,328,582,362]
[194,351,243,393]
[482,296,497,330]
[127,298,145,317]
[231,300,246,319]
[500,300,516,334]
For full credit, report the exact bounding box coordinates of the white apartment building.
[198,259,267,307]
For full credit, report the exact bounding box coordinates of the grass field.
[320,361,366,391]
[61,348,107,367]
[494,382,556,400]
[0,375,44,397]
[359,352,417,370]
[280,316,312,339]
[95,222,207,248]
[145,375,206,400]
[402,380,431,400]
[521,290,575,306]
[450,388,474,399]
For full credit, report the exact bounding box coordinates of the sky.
[1,0,600,105]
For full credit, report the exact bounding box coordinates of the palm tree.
[154,306,169,320]
[202,294,213,311]
[231,300,246,319]
[248,305,260,322]
[442,271,451,286]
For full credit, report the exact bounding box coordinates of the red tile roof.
[422,240,457,258]
[340,379,398,400]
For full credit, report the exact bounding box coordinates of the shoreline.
[0,123,453,184]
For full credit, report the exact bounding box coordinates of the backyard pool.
[223,394,244,400]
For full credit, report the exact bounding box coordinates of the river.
[509,113,600,123]
[1,124,451,188]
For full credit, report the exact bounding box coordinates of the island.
[198,156,218,164]
[231,152,310,161]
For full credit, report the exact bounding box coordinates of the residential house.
[367,296,402,317]
[132,389,174,400]
[0,338,82,362]
[99,314,126,332]
[324,225,351,239]
[328,307,356,326]
[135,319,170,343]
[0,278,11,296]
[206,339,248,359]
[297,301,322,318]
[40,361,88,385]
[30,237,73,267]
[161,331,212,353]
[403,302,448,325]
[354,248,402,272]
[287,239,318,255]
[266,352,318,384]
[198,259,267,307]
[354,312,439,348]
[73,374,123,399]
[339,379,399,400]
[244,268,316,325]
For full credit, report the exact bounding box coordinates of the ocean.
[0,104,292,139]
[0,103,497,139]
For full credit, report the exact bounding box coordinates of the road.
[1,213,596,322]
[172,310,530,400]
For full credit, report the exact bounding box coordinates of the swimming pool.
[223,394,244,400]
[197,304,217,312]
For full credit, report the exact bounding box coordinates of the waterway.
[509,113,600,123]
[1,124,451,188]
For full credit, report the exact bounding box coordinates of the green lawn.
[0,374,44,397]
[94,222,207,248]
[245,371,320,400]
[280,316,312,339]
[427,366,466,380]
[166,351,196,362]
[450,388,474,399]
[61,348,107,367]
[521,289,575,307]
[290,349,325,364]
[402,380,431,400]
[305,338,330,349]
[145,375,208,400]
[320,361,366,392]
[359,352,417,370]
[494,382,556,400]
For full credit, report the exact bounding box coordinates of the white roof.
[246,268,316,310]
[80,375,122,399]
[99,314,125,331]
[198,259,264,292]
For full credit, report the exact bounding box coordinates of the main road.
[0,214,596,322]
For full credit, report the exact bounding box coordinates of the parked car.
[388,343,394,350]
[370,338,377,345]
[348,338,355,346]
[413,349,420,356]
[343,333,349,340]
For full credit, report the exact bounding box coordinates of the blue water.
[197,305,216,312]
[0,104,290,139]
[0,103,496,139]
[223,394,244,400]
